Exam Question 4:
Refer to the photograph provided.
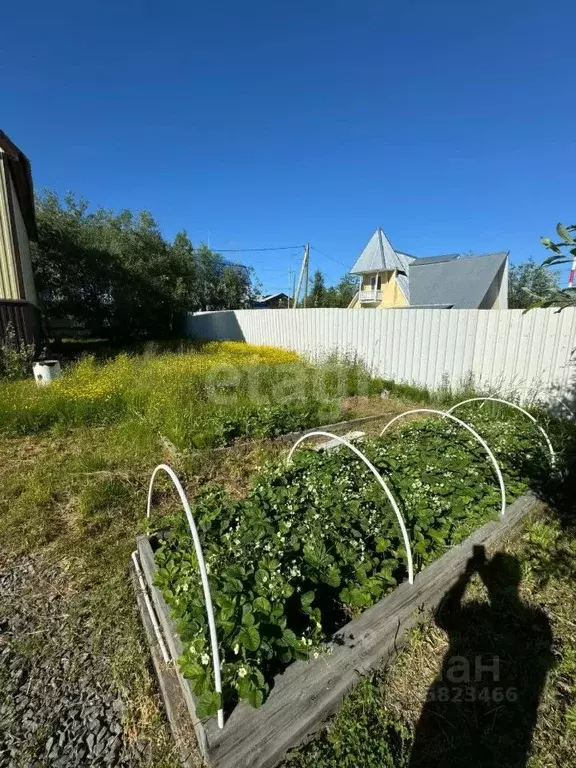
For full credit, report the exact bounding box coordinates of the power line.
[309,245,350,270]
[213,243,348,270]
[214,242,349,270]
[214,245,305,253]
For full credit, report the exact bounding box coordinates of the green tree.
[310,270,327,307]
[300,270,359,308]
[171,230,200,312]
[508,258,560,309]
[333,274,359,307]
[218,264,254,310]
[31,192,255,338]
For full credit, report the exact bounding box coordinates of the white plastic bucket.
[33,360,62,385]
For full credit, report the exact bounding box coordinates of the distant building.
[0,130,41,345]
[348,227,508,310]
[252,293,292,309]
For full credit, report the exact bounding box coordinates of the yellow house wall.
[360,274,372,294]
[356,271,408,308]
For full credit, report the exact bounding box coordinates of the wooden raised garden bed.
[208,410,400,452]
[133,492,539,768]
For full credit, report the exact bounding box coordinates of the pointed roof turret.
[350,227,405,274]
[350,227,412,301]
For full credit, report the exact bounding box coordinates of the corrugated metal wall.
[186,308,576,402]
[0,300,41,348]
[7,172,37,304]
[0,153,20,300]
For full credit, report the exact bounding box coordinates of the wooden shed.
[0,130,41,347]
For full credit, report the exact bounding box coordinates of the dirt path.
[0,556,140,767]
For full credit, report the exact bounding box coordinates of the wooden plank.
[137,537,184,660]
[137,536,210,757]
[130,566,199,768]
[315,430,366,450]
[137,493,539,768]
[208,411,400,454]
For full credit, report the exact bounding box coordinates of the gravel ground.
[0,557,149,768]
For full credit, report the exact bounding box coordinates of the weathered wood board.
[209,411,397,453]
[134,493,539,768]
[130,568,199,767]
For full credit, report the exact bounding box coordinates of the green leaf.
[340,586,351,604]
[255,569,269,588]
[279,628,298,648]
[223,576,244,593]
[246,687,264,708]
[237,676,253,699]
[217,596,236,621]
[253,596,272,615]
[301,591,315,611]
[238,625,260,651]
[252,668,266,688]
[185,664,210,696]
[321,569,338,588]
[542,254,573,267]
[557,223,574,244]
[223,565,244,581]
[195,690,222,719]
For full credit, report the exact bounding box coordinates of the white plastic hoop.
[379,410,507,518]
[447,397,556,466]
[147,464,224,729]
[286,431,414,585]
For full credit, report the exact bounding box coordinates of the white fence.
[186,308,576,403]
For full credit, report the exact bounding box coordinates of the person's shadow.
[409,546,554,768]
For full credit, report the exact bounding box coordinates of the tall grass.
[0,342,384,448]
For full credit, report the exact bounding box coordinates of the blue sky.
[3,0,575,294]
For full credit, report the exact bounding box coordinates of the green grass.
[0,424,283,765]
[0,342,385,447]
[378,370,554,412]
[1,341,573,766]
[284,498,576,767]
[0,343,400,764]
[284,676,411,767]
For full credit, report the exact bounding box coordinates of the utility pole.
[289,267,296,307]
[303,243,309,308]
[292,244,309,309]
[569,253,576,288]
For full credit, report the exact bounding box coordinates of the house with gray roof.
[252,292,292,308]
[348,227,508,310]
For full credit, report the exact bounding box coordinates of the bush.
[0,322,35,381]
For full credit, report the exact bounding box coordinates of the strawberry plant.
[153,411,550,717]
